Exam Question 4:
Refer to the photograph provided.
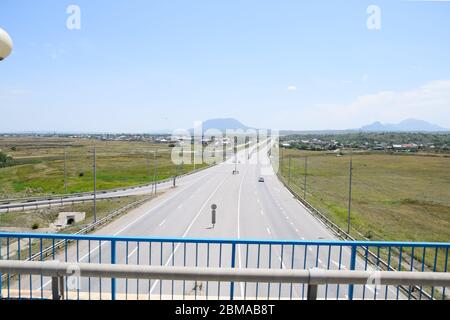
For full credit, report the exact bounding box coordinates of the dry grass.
[280,149,450,243]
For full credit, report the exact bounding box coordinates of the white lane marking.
[266,227,272,235]
[149,174,229,294]
[38,172,211,291]
[308,247,313,252]
[331,260,347,270]
[177,205,183,209]
[260,210,264,216]
[366,286,375,293]
[128,247,138,259]
[318,258,323,264]
[236,167,248,298]
[277,256,287,269]
[159,219,166,227]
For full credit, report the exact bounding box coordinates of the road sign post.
[211,204,217,228]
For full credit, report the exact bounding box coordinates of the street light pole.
[347,157,353,236]
[93,147,97,223]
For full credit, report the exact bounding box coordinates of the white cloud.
[287,85,297,92]
[299,80,450,130]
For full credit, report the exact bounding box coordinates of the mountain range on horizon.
[191,118,251,133]
[192,118,449,134]
[359,119,448,132]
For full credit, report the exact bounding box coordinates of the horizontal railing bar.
[0,232,449,248]
[1,260,450,287]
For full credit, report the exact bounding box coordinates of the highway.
[7,141,402,300]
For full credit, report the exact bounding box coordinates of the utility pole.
[288,154,292,185]
[347,157,353,236]
[146,150,150,182]
[180,147,184,174]
[64,147,67,194]
[153,148,158,195]
[304,156,308,200]
[234,136,238,174]
[193,149,196,171]
[93,147,97,223]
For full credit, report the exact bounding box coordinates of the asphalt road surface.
[6,141,402,300]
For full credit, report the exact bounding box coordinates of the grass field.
[0,137,208,198]
[279,149,450,243]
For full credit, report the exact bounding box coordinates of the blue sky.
[1,0,450,132]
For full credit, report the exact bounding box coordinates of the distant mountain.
[191,118,252,134]
[360,119,448,132]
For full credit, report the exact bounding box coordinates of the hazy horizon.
[1,117,449,135]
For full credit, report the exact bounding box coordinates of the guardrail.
[0,233,448,300]
[1,260,450,300]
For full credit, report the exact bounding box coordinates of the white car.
[258,177,264,182]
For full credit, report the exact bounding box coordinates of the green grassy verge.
[0,137,208,198]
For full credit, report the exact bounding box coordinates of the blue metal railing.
[0,232,449,300]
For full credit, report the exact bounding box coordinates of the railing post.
[52,276,64,300]
[230,242,236,300]
[307,284,318,300]
[348,245,357,300]
[111,240,116,300]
